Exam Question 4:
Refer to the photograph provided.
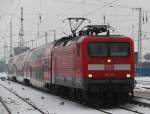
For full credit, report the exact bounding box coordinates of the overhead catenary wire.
[10,0,22,21]
[82,0,121,17]
[44,0,85,23]
[41,0,125,40]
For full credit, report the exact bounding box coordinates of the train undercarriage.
[9,76,134,107]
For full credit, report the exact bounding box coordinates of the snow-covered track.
[5,80,150,114]
[131,96,150,108]
[95,109,112,114]
[135,96,150,101]
[0,97,12,114]
[0,83,46,114]
[6,80,138,114]
[119,106,144,114]
[89,105,112,114]
[116,96,150,114]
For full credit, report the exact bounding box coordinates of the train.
[8,23,135,105]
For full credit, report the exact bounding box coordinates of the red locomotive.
[8,18,135,105]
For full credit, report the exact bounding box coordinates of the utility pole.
[45,32,48,45]
[30,40,35,49]
[10,21,13,56]
[137,8,142,76]
[36,13,42,48]
[131,25,135,38]
[48,30,56,42]
[133,8,142,76]
[54,30,56,41]
[36,23,40,48]
[4,42,8,63]
[138,8,142,64]
[19,6,24,47]
[103,2,106,23]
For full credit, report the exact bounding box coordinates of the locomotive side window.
[88,43,108,57]
[110,43,129,56]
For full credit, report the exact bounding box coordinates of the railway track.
[117,96,150,114]
[86,99,145,114]
[132,96,150,108]
[0,97,12,114]
[94,108,112,114]
[1,81,114,114]
[135,96,150,101]
[0,83,46,114]
[2,80,150,114]
[94,105,144,114]
[91,96,150,114]
[119,106,144,114]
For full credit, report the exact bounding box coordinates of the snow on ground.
[135,76,150,82]
[102,108,135,114]
[0,101,9,114]
[0,80,103,114]
[134,76,150,100]
[0,82,41,114]
[1,78,150,114]
[122,103,150,114]
[135,76,150,92]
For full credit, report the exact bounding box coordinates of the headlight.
[88,74,92,78]
[126,74,131,78]
[107,59,111,63]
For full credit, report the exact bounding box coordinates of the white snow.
[1,77,150,114]
[122,103,150,114]
[0,101,9,114]
[0,82,41,114]
[0,80,103,114]
[135,76,150,92]
[135,76,150,82]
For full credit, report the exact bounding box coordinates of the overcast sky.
[0,0,150,59]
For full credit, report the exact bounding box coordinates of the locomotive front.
[80,36,134,100]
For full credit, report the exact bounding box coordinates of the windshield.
[88,43,107,56]
[88,42,129,57]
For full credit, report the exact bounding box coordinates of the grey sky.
[0,0,150,59]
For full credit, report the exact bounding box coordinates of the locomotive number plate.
[105,65,114,70]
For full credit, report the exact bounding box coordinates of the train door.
[72,46,77,86]
[12,64,17,80]
[74,43,83,89]
[23,62,26,79]
[49,55,52,85]
[42,56,52,87]
[52,53,55,84]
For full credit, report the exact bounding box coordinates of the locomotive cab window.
[110,43,129,56]
[88,43,108,57]
[88,42,130,57]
